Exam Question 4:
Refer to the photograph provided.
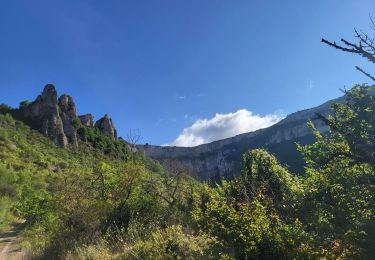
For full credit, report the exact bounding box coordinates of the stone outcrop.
[79,114,94,127]
[58,95,78,146]
[58,94,77,116]
[19,84,119,147]
[95,114,117,140]
[22,84,69,147]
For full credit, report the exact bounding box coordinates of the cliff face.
[58,94,78,146]
[20,84,118,147]
[79,114,94,127]
[138,97,341,180]
[21,84,71,147]
[95,114,117,140]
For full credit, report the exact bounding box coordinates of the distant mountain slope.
[139,93,353,180]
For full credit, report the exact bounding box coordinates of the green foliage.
[19,100,31,108]
[0,112,203,258]
[71,116,82,129]
[0,103,14,114]
[77,125,130,160]
[191,85,375,258]
[192,156,312,259]
[0,165,17,197]
[0,196,17,232]
[296,85,375,258]
[239,149,302,212]
[119,225,216,259]
[2,84,375,258]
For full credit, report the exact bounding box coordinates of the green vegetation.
[1,85,374,259]
[0,103,14,114]
[76,125,130,160]
[190,85,375,259]
[19,100,31,108]
[1,26,375,258]
[0,111,207,258]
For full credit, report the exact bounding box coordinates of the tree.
[295,85,375,258]
[320,17,375,169]
[192,150,311,259]
[126,128,142,152]
[314,86,375,169]
[322,15,375,81]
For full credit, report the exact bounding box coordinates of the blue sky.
[0,1,374,146]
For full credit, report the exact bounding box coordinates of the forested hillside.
[0,110,205,259]
[1,84,375,259]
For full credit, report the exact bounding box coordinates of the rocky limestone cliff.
[79,114,94,127]
[138,94,346,181]
[58,94,78,146]
[20,84,118,147]
[21,84,70,147]
[95,114,117,140]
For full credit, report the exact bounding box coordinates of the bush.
[19,100,31,108]
[0,104,14,114]
[0,166,17,197]
[77,126,130,160]
[120,225,216,260]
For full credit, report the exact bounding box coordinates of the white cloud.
[169,109,284,147]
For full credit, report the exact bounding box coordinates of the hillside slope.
[0,112,201,258]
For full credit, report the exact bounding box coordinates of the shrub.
[19,100,31,108]
[120,225,216,260]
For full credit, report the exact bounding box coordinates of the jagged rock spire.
[95,114,117,140]
[58,94,77,117]
[79,114,94,127]
[21,84,68,147]
[21,84,81,147]
[20,84,119,147]
[58,94,78,146]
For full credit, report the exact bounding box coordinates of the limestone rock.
[138,93,354,181]
[59,95,78,146]
[18,84,121,148]
[58,95,78,146]
[58,94,77,117]
[95,114,117,140]
[22,84,68,147]
[79,114,94,127]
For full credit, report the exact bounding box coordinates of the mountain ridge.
[9,84,119,147]
[138,89,375,180]
[3,84,374,181]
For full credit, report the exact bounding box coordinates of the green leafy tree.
[192,150,311,259]
[297,86,375,258]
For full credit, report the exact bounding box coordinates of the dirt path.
[0,222,26,260]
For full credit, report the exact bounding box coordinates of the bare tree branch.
[322,32,375,64]
[355,30,375,53]
[321,38,357,53]
[127,128,142,151]
[355,66,375,82]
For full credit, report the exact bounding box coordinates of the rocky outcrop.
[58,94,77,116]
[79,114,94,127]
[22,84,69,147]
[58,95,78,146]
[20,85,120,147]
[95,114,117,140]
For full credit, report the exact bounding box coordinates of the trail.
[0,222,26,260]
